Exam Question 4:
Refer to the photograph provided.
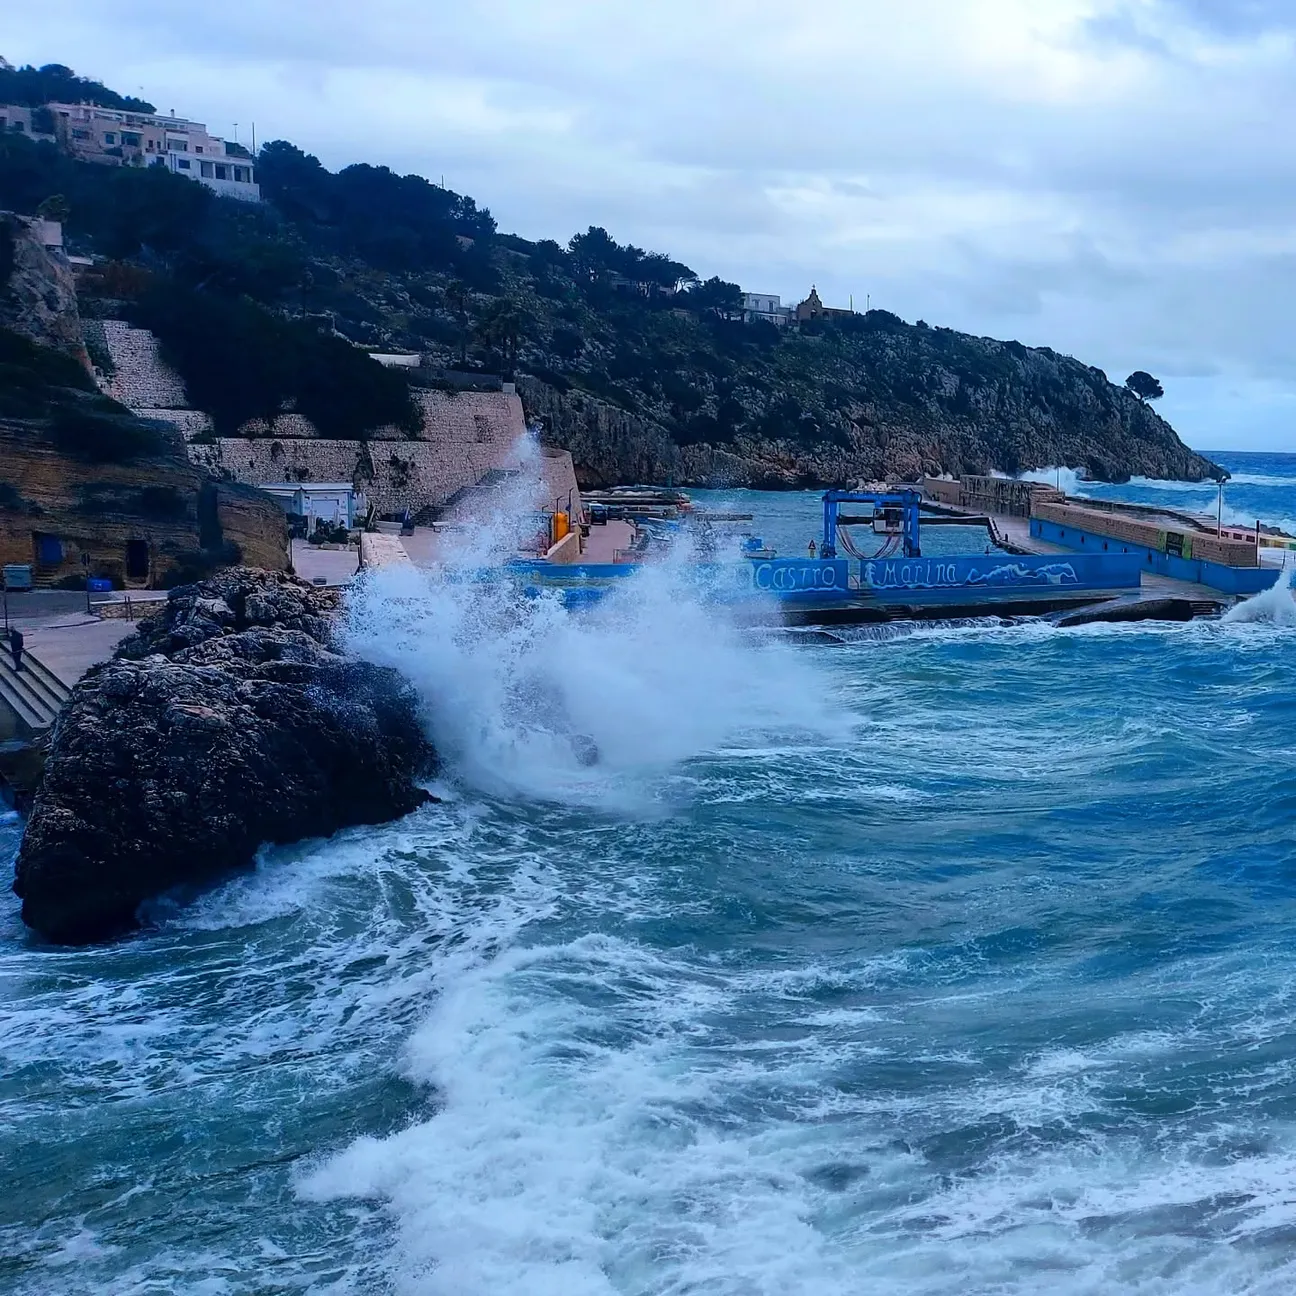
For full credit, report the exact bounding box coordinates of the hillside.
[0,65,1220,486]
[0,212,286,586]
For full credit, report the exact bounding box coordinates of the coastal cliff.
[517,323,1217,488]
[0,329,289,586]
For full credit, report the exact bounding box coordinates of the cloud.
[7,0,1296,448]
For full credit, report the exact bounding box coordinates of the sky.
[8,0,1296,453]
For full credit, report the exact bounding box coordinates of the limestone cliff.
[0,213,87,366]
[0,327,288,587]
[519,325,1219,489]
[0,412,289,585]
[2,115,1219,491]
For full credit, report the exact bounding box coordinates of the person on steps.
[808,539,818,559]
[8,627,24,674]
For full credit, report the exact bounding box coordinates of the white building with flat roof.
[42,103,261,202]
[741,292,792,326]
[260,483,363,529]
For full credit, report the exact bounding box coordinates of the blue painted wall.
[513,552,1140,605]
[857,551,1140,594]
[1030,519,1279,595]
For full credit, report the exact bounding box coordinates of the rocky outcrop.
[13,569,435,944]
[520,326,1221,489]
[0,213,87,365]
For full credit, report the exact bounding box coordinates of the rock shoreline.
[13,569,435,945]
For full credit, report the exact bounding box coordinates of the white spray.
[344,437,843,803]
[1222,560,1296,626]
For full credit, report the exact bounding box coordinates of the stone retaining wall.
[96,319,189,408]
[95,318,545,516]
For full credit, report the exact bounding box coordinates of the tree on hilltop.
[567,225,695,290]
[1125,371,1164,403]
[444,279,471,366]
[0,62,155,112]
[477,297,526,373]
[685,276,743,320]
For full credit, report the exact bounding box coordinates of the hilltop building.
[741,292,793,326]
[0,101,260,201]
[794,285,855,323]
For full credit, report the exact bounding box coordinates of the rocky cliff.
[519,322,1219,489]
[0,212,87,365]
[0,327,289,586]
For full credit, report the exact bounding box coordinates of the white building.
[741,292,793,326]
[260,483,364,529]
[39,102,261,202]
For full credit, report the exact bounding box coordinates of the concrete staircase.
[0,648,72,734]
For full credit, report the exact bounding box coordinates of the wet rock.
[14,569,435,944]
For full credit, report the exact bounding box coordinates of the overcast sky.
[10,1,1296,452]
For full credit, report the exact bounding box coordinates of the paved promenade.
[966,508,1234,602]
[5,614,138,688]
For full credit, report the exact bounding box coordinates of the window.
[177,158,191,170]
[200,161,214,178]
[146,139,154,151]
[72,128,90,139]
[214,164,227,180]
[104,132,116,144]
[168,138,187,151]
[233,166,247,182]
[123,132,141,146]
[14,121,25,132]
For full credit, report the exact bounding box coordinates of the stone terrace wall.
[94,319,189,408]
[144,409,215,439]
[93,318,535,514]
[187,391,530,516]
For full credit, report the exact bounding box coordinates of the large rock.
[13,569,435,944]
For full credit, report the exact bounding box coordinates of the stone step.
[14,651,71,712]
[0,649,72,732]
[0,666,56,731]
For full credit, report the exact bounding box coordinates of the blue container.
[87,577,113,592]
[2,564,32,591]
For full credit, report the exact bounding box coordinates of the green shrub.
[129,284,420,439]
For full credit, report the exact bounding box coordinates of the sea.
[1,450,1295,1296]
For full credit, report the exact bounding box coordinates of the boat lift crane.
[821,490,922,561]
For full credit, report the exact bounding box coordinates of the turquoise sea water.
[2,456,1296,1295]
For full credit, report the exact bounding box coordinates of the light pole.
[1217,479,1224,538]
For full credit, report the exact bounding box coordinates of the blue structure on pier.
[821,490,922,560]
[508,487,1147,619]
